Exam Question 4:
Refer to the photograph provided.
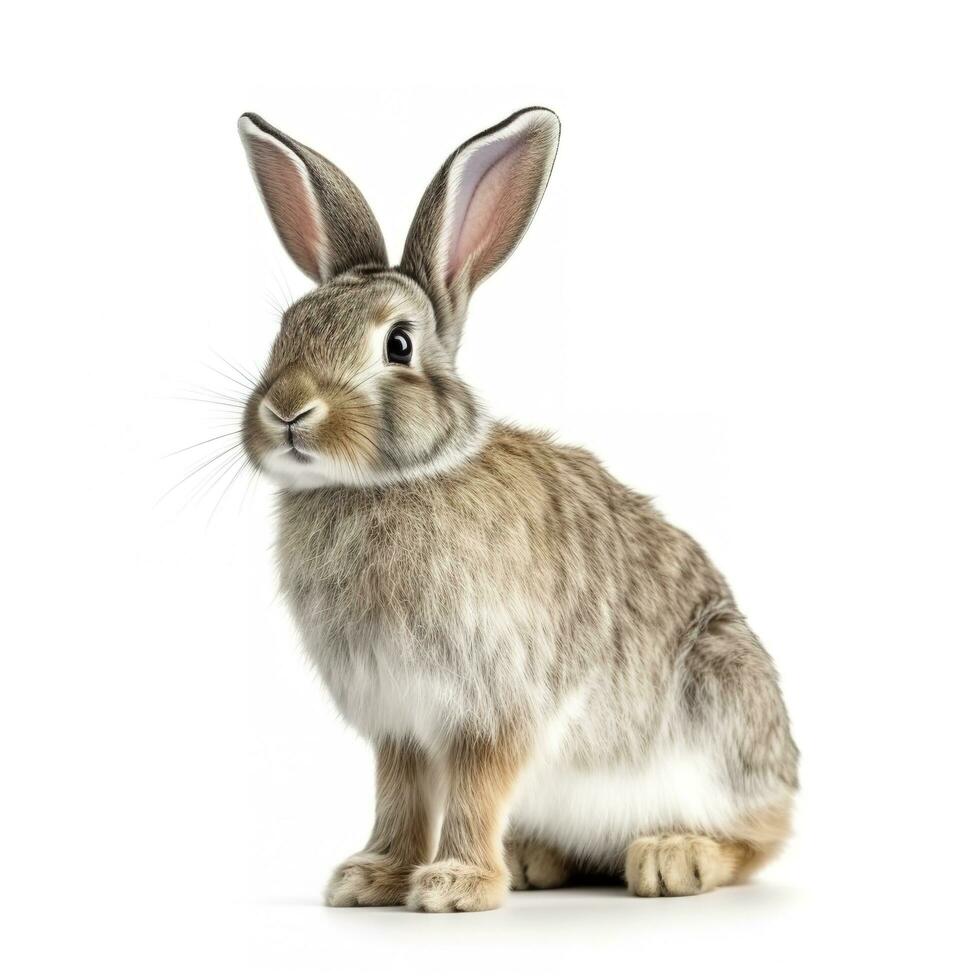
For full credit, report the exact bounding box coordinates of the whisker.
[271,267,295,314]
[344,423,386,460]
[180,447,247,514]
[334,404,381,420]
[207,454,253,526]
[211,350,264,388]
[342,368,387,396]
[169,396,248,410]
[181,383,249,404]
[346,427,397,472]
[157,441,242,504]
[264,292,284,318]
[239,462,262,515]
[205,363,254,394]
[163,429,244,459]
[337,437,362,480]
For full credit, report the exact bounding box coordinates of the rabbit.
[237,107,799,913]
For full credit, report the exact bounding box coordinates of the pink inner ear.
[248,137,326,282]
[447,137,529,284]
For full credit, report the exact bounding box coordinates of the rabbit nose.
[261,398,327,427]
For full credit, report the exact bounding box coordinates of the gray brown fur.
[236,107,798,911]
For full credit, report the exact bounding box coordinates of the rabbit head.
[238,108,560,489]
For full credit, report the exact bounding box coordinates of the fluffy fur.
[237,107,799,912]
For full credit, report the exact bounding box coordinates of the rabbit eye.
[385,323,413,365]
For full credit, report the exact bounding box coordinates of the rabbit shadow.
[272,875,803,934]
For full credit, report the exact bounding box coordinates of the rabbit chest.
[276,486,554,746]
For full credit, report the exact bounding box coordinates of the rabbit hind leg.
[505,836,573,890]
[624,799,793,897]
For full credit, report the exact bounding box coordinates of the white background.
[3,2,978,977]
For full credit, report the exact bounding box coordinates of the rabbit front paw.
[406,860,508,912]
[325,851,414,907]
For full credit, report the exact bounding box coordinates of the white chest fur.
[293,605,544,746]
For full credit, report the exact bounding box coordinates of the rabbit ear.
[238,113,388,283]
[400,107,560,352]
